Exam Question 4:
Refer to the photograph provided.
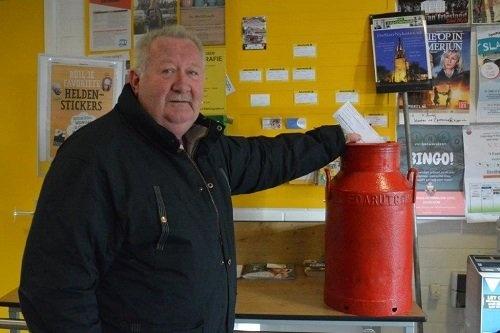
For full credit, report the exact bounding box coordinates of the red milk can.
[324,142,417,316]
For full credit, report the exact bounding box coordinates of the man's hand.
[346,132,362,143]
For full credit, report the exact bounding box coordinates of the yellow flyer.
[202,46,226,115]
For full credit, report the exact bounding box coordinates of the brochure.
[398,0,470,25]
[476,26,500,122]
[370,12,432,93]
[241,263,296,280]
[303,259,325,277]
[402,26,471,125]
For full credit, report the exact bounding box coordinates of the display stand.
[401,91,423,333]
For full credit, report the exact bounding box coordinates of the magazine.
[370,12,432,93]
[402,26,471,125]
[303,259,325,277]
[476,26,500,122]
[398,0,470,25]
[472,0,500,23]
[241,263,296,280]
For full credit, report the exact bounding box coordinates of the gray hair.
[134,25,204,75]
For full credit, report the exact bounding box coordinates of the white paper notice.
[89,2,131,52]
[463,124,500,223]
[421,0,446,13]
[292,68,316,81]
[365,114,388,127]
[266,68,289,81]
[294,91,318,104]
[250,94,270,107]
[333,102,384,143]
[240,69,262,82]
[335,90,359,103]
[293,44,316,57]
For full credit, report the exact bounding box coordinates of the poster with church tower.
[370,12,432,93]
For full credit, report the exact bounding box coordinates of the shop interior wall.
[0,1,498,333]
[226,1,397,209]
[0,0,44,325]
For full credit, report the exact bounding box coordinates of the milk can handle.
[406,168,418,203]
[324,168,332,201]
[324,168,331,187]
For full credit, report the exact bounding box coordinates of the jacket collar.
[116,84,224,154]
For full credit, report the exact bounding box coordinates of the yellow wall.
[226,1,396,208]
[0,0,44,301]
[0,0,396,299]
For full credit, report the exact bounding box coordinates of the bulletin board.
[224,1,397,209]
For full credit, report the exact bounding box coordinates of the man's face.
[130,37,204,139]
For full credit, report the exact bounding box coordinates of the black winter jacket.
[20,84,347,332]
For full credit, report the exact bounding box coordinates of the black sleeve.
[220,125,346,195]
[19,155,116,332]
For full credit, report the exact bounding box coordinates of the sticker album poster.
[398,125,465,216]
[38,55,125,176]
[403,26,471,125]
[371,12,432,93]
[398,0,470,25]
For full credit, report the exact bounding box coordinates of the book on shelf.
[241,263,296,280]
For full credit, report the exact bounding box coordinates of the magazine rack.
[369,12,434,332]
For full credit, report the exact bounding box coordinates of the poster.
[398,125,465,217]
[463,124,500,223]
[38,56,125,176]
[398,0,470,25]
[476,26,500,122]
[242,16,267,50]
[202,46,226,115]
[402,26,471,125]
[370,12,432,93]
[89,0,132,52]
[180,1,225,46]
[133,0,177,44]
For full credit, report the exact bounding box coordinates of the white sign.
[292,67,316,81]
[250,94,271,107]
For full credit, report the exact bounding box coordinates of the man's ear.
[129,70,140,94]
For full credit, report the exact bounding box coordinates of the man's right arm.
[20,156,116,332]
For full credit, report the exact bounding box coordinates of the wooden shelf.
[236,269,425,322]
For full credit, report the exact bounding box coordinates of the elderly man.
[20,25,360,332]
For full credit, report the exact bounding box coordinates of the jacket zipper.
[184,130,231,332]
[153,185,169,251]
[182,151,227,260]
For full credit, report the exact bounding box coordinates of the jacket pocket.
[219,168,231,193]
[153,185,169,251]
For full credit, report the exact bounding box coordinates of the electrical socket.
[451,271,466,308]
[429,283,441,300]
